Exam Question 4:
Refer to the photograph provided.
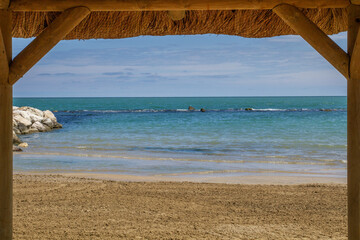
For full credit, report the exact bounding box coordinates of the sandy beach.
[13,174,347,239]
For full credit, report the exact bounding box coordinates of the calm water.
[13,97,347,178]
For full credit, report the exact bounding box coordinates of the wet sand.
[13,174,347,239]
[58,172,346,184]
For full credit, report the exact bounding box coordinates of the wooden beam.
[9,0,350,12]
[273,4,350,79]
[347,4,360,240]
[168,11,186,21]
[0,9,12,240]
[351,0,360,5]
[8,7,90,85]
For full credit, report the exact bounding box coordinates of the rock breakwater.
[12,106,62,151]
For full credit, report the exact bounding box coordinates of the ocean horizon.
[13,96,347,179]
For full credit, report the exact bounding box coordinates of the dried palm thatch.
[12,8,347,40]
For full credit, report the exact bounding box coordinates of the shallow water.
[13,96,347,178]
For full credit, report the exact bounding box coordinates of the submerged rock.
[188,106,195,111]
[18,142,28,148]
[245,108,253,111]
[200,108,206,112]
[13,131,22,145]
[12,145,22,152]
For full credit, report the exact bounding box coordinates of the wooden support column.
[8,6,90,85]
[348,4,360,240]
[0,9,12,240]
[273,3,350,79]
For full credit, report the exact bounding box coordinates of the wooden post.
[273,4,350,79]
[348,4,360,240]
[0,9,12,240]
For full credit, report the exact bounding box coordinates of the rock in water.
[18,142,28,148]
[31,121,48,132]
[200,108,206,112]
[43,110,57,122]
[53,122,63,129]
[188,106,195,111]
[13,131,22,145]
[12,106,62,151]
[12,145,23,152]
[42,118,54,128]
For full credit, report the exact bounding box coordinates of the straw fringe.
[12,9,348,39]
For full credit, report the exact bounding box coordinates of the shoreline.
[15,171,347,185]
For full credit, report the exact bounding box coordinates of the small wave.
[252,108,287,112]
[153,169,333,177]
[76,146,88,149]
[58,108,346,114]
[14,151,345,166]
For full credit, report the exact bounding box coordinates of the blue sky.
[13,32,347,97]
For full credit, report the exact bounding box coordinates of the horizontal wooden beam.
[8,7,90,85]
[273,4,350,79]
[351,0,360,5]
[9,0,350,12]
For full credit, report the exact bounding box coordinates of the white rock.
[18,142,28,148]
[27,107,44,117]
[13,110,21,117]
[12,107,61,141]
[13,145,22,152]
[29,113,43,123]
[13,115,32,127]
[31,121,47,132]
[13,131,22,144]
[28,127,39,134]
[19,111,32,122]
[42,118,54,128]
[43,110,57,122]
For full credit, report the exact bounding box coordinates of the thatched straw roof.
[12,8,347,39]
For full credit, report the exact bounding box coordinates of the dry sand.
[13,174,347,239]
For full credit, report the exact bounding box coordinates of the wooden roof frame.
[0,1,359,239]
[4,0,352,11]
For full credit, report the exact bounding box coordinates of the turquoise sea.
[13,97,347,178]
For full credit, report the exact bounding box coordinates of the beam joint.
[0,0,9,9]
[8,6,90,85]
[273,3,350,79]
